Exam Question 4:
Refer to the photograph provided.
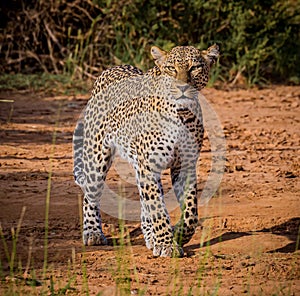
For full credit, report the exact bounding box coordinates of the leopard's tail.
[73,108,86,187]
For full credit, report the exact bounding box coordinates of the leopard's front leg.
[137,169,183,257]
[171,164,198,246]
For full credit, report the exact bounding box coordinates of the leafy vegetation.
[0,0,299,86]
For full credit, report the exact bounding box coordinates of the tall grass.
[0,0,299,85]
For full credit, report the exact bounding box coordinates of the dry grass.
[0,0,299,85]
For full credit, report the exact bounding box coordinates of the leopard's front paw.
[173,223,196,246]
[152,243,183,258]
[83,231,107,246]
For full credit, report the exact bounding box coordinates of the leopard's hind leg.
[140,203,154,250]
[81,133,114,246]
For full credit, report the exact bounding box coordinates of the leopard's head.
[151,44,219,90]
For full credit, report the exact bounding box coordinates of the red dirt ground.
[0,85,299,295]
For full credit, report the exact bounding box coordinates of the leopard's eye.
[190,65,202,73]
[165,66,176,73]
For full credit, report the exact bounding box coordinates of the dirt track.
[0,86,299,295]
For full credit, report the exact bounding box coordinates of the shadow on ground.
[186,217,300,255]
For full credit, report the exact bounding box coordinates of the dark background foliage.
[0,0,299,85]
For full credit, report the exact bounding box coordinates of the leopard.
[73,44,219,257]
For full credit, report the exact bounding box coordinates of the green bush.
[0,0,299,85]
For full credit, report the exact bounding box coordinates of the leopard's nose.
[177,84,190,93]
[170,80,198,102]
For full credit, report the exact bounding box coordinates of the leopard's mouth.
[176,94,194,100]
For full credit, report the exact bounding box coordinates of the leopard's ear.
[151,46,167,67]
[202,44,219,66]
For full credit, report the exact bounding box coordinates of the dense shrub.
[0,0,299,85]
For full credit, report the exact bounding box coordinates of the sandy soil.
[0,85,299,295]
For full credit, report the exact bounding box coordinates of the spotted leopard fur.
[73,44,219,257]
